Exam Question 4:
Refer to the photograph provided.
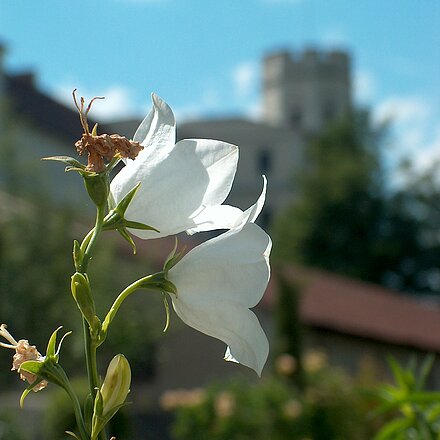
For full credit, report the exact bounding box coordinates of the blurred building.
[0,43,108,210]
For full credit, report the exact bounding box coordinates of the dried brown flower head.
[0,324,48,392]
[73,90,143,173]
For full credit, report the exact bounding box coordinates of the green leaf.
[387,356,411,391]
[65,431,81,440]
[41,156,85,169]
[373,417,413,440]
[416,354,435,390]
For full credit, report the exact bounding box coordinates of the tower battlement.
[263,48,351,133]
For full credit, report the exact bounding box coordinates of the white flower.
[167,222,271,376]
[110,94,265,239]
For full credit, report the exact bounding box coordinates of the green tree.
[273,112,440,295]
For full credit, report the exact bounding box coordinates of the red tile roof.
[265,265,440,352]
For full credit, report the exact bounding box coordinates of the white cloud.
[354,69,376,103]
[320,28,349,47]
[372,95,440,181]
[173,87,222,121]
[407,124,440,172]
[53,83,139,121]
[232,61,258,100]
[374,96,429,125]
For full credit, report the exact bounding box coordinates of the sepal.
[19,377,44,408]
[46,326,72,362]
[139,272,177,295]
[163,238,186,272]
[102,183,159,247]
[41,156,86,171]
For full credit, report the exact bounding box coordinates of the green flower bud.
[100,354,131,415]
[71,272,96,327]
[91,355,131,440]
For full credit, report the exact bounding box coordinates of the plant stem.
[102,275,154,334]
[79,204,107,440]
[64,374,89,440]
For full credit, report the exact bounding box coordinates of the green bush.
[165,351,376,440]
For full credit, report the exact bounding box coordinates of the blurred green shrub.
[163,350,376,440]
[0,409,26,440]
[43,378,132,440]
[371,355,440,440]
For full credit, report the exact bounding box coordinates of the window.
[258,150,272,174]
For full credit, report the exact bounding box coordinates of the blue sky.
[1,0,439,171]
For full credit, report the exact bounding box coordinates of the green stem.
[78,204,107,440]
[102,276,153,333]
[64,376,89,440]
[81,205,105,273]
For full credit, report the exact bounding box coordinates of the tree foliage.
[273,112,440,295]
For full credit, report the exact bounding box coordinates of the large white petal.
[168,223,271,374]
[187,176,267,234]
[170,223,271,306]
[132,93,176,160]
[110,139,238,239]
[172,300,269,376]
[183,138,239,209]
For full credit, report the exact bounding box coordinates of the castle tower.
[263,48,351,133]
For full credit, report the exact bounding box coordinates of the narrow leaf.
[41,156,85,169]
[416,354,435,390]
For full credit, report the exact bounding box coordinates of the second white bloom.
[167,222,271,376]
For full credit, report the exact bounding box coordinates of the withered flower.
[73,90,143,173]
[0,324,48,391]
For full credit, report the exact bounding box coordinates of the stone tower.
[263,48,351,134]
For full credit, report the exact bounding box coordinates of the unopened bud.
[71,272,96,327]
[91,355,131,440]
[100,354,131,416]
